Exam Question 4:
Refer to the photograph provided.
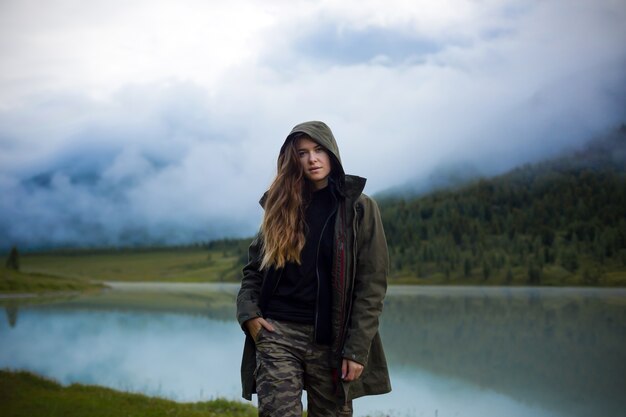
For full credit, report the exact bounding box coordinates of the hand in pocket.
[245,317,275,342]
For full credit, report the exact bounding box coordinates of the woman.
[237,121,390,417]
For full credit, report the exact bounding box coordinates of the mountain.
[378,125,626,286]
[377,160,485,199]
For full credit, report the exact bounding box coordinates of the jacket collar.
[335,174,366,200]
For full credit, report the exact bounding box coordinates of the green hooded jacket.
[236,121,391,403]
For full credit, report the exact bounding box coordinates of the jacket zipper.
[340,202,360,353]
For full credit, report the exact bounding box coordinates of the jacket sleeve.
[342,195,389,366]
[236,232,265,331]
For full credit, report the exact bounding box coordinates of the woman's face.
[296,137,331,190]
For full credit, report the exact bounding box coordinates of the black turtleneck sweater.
[264,185,336,344]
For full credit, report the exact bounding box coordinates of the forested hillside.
[379,126,626,285]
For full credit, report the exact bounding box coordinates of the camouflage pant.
[254,318,352,417]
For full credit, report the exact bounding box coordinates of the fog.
[1,0,625,248]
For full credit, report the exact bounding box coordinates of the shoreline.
[0,369,257,417]
[0,290,83,299]
[2,281,626,300]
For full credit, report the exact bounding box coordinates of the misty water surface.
[1,284,625,417]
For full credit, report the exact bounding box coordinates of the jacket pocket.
[252,326,265,343]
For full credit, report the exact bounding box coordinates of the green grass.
[20,248,241,283]
[0,370,256,417]
[0,267,104,294]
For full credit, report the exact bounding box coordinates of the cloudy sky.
[1,0,625,249]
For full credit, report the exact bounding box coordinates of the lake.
[1,284,625,417]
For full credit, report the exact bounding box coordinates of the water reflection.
[1,308,244,401]
[380,286,626,417]
[4,304,18,327]
[1,285,624,417]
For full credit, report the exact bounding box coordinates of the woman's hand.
[244,317,275,341]
[341,358,364,381]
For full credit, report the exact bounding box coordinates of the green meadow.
[0,370,256,417]
[1,244,247,296]
[19,247,242,283]
[0,265,104,294]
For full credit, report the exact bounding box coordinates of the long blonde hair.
[260,136,311,269]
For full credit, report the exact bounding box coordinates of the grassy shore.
[20,247,241,283]
[0,370,256,417]
[0,266,104,294]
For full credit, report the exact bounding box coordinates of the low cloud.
[1,0,625,249]
[0,82,269,248]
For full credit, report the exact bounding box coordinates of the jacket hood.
[261,121,365,204]
[281,120,343,171]
[281,120,351,184]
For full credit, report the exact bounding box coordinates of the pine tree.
[5,246,19,271]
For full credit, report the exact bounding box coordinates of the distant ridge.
[378,125,626,286]
[377,160,485,199]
